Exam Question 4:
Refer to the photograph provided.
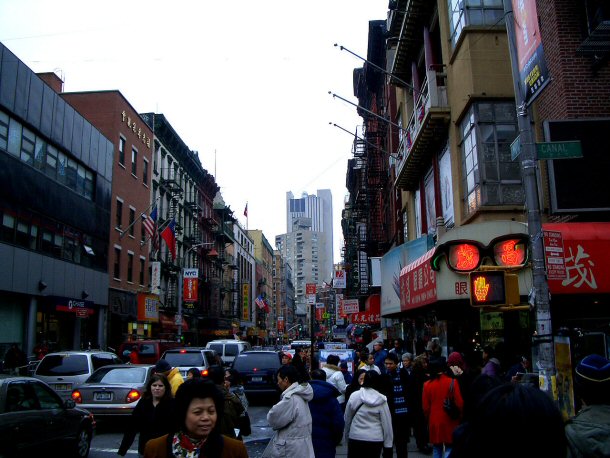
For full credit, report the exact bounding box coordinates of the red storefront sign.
[350,294,381,324]
[544,223,610,294]
[400,248,437,311]
[543,230,567,280]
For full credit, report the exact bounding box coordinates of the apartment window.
[116,199,123,229]
[131,147,138,176]
[143,158,149,186]
[118,136,125,165]
[402,209,408,241]
[127,252,134,283]
[0,111,8,150]
[128,208,135,237]
[448,0,505,47]
[113,247,121,279]
[139,257,146,285]
[460,102,522,216]
[20,128,35,165]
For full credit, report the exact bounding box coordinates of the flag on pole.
[142,207,158,248]
[161,218,177,260]
[244,203,248,217]
[255,294,265,310]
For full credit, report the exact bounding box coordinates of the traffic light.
[469,270,520,307]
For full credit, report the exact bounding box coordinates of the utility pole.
[503,0,555,391]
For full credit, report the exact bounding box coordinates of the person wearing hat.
[565,354,610,457]
[154,358,184,395]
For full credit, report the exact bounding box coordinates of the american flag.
[142,207,158,248]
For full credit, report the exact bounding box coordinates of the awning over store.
[544,222,610,294]
[400,248,437,311]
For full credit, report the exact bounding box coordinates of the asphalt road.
[88,401,273,457]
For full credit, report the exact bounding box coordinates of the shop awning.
[544,222,610,294]
[400,248,438,311]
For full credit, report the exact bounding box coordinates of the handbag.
[239,411,252,436]
[443,379,461,420]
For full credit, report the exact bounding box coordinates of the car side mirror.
[64,399,76,409]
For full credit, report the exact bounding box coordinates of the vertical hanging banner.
[242,284,249,321]
[151,261,161,295]
[183,268,199,302]
[512,0,550,105]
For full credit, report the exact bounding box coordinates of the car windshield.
[36,354,89,376]
[164,352,203,367]
[208,344,223,354]
[86,367,148,384]
[225,344,239,356]
[233,353,280,371]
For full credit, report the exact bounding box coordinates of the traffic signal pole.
[503,0,555,391]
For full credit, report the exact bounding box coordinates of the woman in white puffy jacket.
[343,370,393,458]
[264,365,315,458]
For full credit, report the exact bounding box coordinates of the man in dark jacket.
[383,352,413,458]
[209,365,245,440]
[309,369,345,458]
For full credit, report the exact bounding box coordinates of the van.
[117,340,181,365]
[161,347,219,378]
[205,340,251,366]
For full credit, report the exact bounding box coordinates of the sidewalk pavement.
[336,441,430,458]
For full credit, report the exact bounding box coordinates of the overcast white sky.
[0,0,388,264]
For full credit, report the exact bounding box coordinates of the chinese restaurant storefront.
[398,221,534,367]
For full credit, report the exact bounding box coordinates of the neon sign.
[494,239,526,267]
[449,244,480,271]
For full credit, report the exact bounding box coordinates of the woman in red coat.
[423,356,463,458]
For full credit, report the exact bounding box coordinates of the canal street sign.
[536,141,582,160]
[510,135,521,161]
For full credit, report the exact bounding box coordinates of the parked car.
[117,340,181,364]
[231,351,282,399]
[160,348,219,379]
[0,375,94,457]
[205,340,251,366]
[34,350,123,400]
[70,364,154,417]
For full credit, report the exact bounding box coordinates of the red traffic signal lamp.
[469,269,520,307]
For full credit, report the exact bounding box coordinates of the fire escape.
[159,161,183,310]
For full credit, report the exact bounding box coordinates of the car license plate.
[52,383,72,391]
[252,376,262,382]
[94,392,112,401]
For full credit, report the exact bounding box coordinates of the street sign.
[536,141,582,159]
[510,135,521,161]
[543,230,567,280]
[315,302,325,309]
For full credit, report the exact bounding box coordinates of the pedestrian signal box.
[469,270,520,307]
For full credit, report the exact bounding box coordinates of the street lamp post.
[176,242,216,342]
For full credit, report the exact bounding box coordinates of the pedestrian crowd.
[105,339,610,457]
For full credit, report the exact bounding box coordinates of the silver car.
[70,364,154,417]
[34,351,123,400]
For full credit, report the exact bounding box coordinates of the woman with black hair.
[345,369,367,403]
[343,370,393,458]
[143,379,248,458]
[290,347,311,382]
[118,374,175,456]
[263,365,315,458]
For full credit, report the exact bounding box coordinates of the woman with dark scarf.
[143,379,248,458]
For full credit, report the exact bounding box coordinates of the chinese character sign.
[545,223,610,294]
[183,268,199,302]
